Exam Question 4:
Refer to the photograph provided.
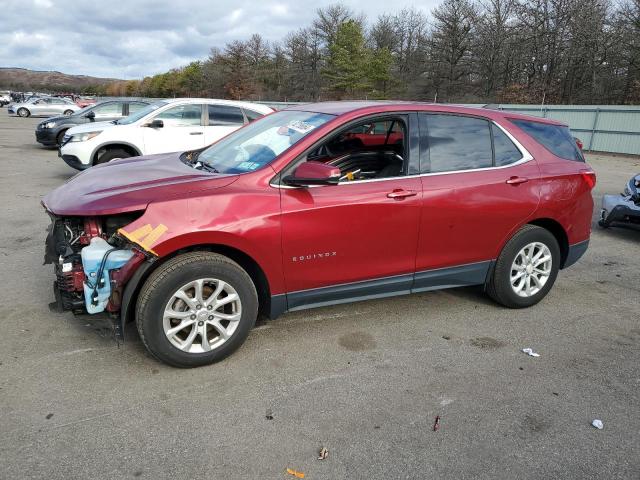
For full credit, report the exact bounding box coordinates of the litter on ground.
[592,419,604,430]
[522,348,540,357]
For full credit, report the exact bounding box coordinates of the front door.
[142,103,205,154]
[279,114,422,310]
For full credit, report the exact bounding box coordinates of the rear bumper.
[563,240,589,269]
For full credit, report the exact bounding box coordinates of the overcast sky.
[0,0,440,80]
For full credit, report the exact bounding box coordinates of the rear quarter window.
[511,119,583,162]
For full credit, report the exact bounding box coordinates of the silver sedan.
[8,97,81,118]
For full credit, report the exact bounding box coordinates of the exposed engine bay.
[599,173,640,228]
[44,212,147,324]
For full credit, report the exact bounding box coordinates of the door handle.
[387,189,417,199]
[506,176,529,185]
[190,132,203,135]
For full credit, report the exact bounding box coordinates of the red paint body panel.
[280,177,422,291]
[42,102,594,306]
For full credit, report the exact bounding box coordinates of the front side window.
[92,102,123,116]
[298,117,407,181]
[424,114,493,173]
[208,105,245,126]
[127,102,147,114]
[196,110,333,174]
[155,104,202,126]
[118,100,168,125]
[511,119,583,162]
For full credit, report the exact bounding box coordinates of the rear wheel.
[63,109,74,116]
[95,148,131,165]
[17,108,30,117]
[136,252,258,368]
[487,225,560,308]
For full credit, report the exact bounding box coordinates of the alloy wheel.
[510,242,552,297]
[162,278,242,353]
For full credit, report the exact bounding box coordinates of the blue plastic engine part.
[81,237,134,314]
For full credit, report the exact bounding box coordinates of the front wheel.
[17,108,30,117]
[63,109,74,116]
[95,148,131,165]
[486,225,560,308]
[136,252,258,368]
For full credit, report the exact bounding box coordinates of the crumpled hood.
[66,120,115,135]
[43,152,237,216]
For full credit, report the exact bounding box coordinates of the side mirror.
[283,161,341,187]
[85,111,95,120]
[145,119,164,128]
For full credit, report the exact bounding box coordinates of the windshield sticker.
[236,161,261,171]
[278,120,316,136]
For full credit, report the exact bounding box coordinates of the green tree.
[323,20,370,98]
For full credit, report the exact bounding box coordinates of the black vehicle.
[35,100,150,146]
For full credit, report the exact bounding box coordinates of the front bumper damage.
[44,211,150,339]
[599,174,640,228]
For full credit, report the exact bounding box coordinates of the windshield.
[118,100,168,125]
[197,110,334,174]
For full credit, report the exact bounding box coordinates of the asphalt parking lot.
[0,113,639,480]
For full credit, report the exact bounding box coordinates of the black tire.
[56,130,68,146]
[17,107,30,117]
[63,109,74,116]
[95,148,131,165]
[486,224,560,308]
[136,252,258,368]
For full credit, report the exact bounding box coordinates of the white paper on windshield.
[287,120,316,134]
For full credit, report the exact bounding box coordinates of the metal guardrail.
[493,105,640,155]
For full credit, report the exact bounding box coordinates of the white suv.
[58,98,273,170]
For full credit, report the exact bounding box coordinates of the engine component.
[81,237,134,314]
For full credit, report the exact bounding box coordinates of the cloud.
[0,0,440,79]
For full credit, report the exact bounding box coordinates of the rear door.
[204,104,245,146]
[142,103,205,154]
[414,113,540,290]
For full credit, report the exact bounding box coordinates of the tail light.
[581,170,596,190]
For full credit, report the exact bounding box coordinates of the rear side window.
[492,125,523,166]
[424,115,493,173]
[511,119,583,162]
[208,105,245,126]
[243,109,265,122]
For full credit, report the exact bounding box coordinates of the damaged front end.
[599,173,640,228]
[44,210,149,338]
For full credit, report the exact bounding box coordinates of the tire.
[136,252,258,368]
[486,224,560,308]
[17,108,30,117]
[56,130,68,146]
[63,109,74,116]
[95,148,131,165]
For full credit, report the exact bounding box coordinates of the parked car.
[0,91,10,107]
[8,97,81,117]
[35,100,150,146]
[43,101,595,367]
[599,173,640,228]
[58,98,273,170]
[76,97,97,108]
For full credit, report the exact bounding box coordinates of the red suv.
[43,102,596,367]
